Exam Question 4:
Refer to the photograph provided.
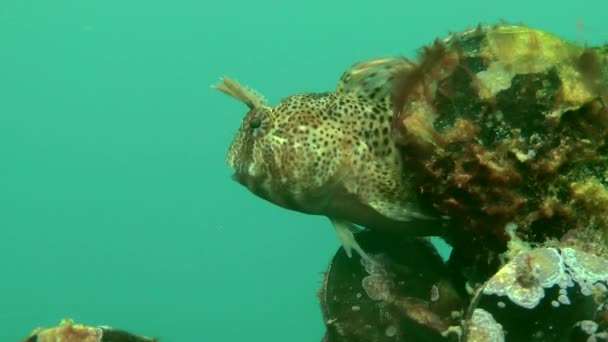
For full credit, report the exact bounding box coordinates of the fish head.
[217,78,345,214]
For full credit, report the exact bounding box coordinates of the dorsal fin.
[336,57,414,102]
[212,77,267,109]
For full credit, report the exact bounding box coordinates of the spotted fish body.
[216,58,439,259]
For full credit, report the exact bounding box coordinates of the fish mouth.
[230,169,279,205]
[230,167,249,185]
[225,153,252,181]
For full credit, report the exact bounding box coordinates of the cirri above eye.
[249,117,262,129]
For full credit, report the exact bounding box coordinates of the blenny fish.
[215,58,443,260]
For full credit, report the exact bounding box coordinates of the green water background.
[0,0,605,340]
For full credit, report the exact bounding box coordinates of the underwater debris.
[319,230,463,342]
[22,318,158,342]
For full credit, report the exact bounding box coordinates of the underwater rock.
[462,246,608,341]
[318,230,464,341]
[22,318,158,342]
[384,24,608,261]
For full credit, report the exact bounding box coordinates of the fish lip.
[230,172,240,182]
[230,171,249,186]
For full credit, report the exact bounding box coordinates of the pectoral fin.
[330,218,372,262]
[368,199,437,222]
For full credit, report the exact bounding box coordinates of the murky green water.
[0,0,603,340]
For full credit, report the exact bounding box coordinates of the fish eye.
[249,117,262,129]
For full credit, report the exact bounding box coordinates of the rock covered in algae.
[319,231,464,341]
[383,24,608,259]
[22,318,158,342]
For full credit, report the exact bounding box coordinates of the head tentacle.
[212,77,267,109]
